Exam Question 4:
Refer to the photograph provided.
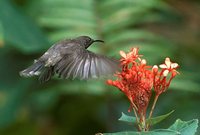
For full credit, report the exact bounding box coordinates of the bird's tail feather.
[20,61,54,83]
[38,66,54,83]
[20,61,44,77]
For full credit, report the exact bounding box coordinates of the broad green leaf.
[118,110,174,126]
[102,129,179,135]
[146,110,174,126]
[118,112,137,124]
[103,119,198,135]
[168,119,198,135]
[0,0,49,53]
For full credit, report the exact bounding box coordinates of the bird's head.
[75,36,104,49]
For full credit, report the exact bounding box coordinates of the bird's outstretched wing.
[54,49,119,80]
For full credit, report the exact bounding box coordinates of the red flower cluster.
[107,48,179,116]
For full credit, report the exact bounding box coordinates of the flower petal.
[165,57,171,68]
[132,48,138,55]
[159,64,167,69]
[152,65,158,73]
[141,59,146,65]
[120,51,126,58]
[107,80,113,85]
[171,63,178,69]
[163,70,169,76]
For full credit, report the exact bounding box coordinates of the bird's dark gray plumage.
[20,36,119,83]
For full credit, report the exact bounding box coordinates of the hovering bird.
[20,36,119,83]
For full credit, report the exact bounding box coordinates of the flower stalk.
[146,94,159,129]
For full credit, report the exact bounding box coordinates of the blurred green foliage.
[0,0,200,134]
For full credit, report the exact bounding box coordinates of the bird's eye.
[86,38,92,44]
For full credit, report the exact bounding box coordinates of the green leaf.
[101,119,199,134]
[102,129,179,135]
[168,119,198,135]
[118,112,137,124]
[0,0,49,53]
[146,110,174,126]
[105,118,198,135]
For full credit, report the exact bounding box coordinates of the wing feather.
[89,54,98,78]
[54,49,119,80]
[82,52,90,79]
[71,56,84,79]
[62,55,78,79]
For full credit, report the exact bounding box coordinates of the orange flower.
[107,48,153,115]
[107,49,179,131]
[107,48,179,113]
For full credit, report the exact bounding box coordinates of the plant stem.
[141,114,146,131]
[147,94,159,129]
[149,94,159,119]
[130,101,140,131]
[134,108,143,131]
[130,99,138,111]
[133,107,139,124]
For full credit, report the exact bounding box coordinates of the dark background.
[0,0,200,134]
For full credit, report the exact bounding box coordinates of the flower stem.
[147,94,159,129]
[141,114,146,131]
[130,101,140,131]
[132,107,139,124]
[131,101,138,111]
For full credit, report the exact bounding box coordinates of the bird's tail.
[20,61,54,83]
[19,61,45,77]
[38,66,54,83]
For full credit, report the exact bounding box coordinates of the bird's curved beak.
[93,39,104,43]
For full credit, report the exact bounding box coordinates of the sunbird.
[20,36,119,83]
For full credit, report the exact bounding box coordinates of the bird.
[19,36,119,83]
